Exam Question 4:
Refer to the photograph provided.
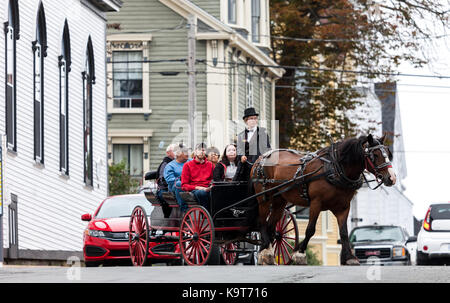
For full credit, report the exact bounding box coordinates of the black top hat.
[243,107,259,120]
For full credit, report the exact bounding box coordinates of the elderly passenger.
[206,146,220,168]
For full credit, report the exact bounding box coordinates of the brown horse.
[250,134,396,265]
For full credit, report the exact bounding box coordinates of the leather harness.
[251,141,372,206]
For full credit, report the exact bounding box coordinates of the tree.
[270,0,449,150]
[108,160,139,196]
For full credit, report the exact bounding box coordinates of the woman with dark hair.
[213,144,239,181]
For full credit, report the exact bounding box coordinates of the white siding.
[1,0,108,252]
[348,84,414,236]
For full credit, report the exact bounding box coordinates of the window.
[59,20,71,174]
[113,51,143,108]
[251,0,261,43]
[228,0,236,24]
[113,144,143,177]
[5,0,19,152]
[33,2,47,163]
[83,37,95,186]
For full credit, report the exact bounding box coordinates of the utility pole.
[187,15,197,149]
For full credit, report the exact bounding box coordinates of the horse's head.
[363,134,396,187]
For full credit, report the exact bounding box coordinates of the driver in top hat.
[233,107,271,181]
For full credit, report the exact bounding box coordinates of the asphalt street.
[0,264,449,283]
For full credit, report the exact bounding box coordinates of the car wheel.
[84,261,101,267]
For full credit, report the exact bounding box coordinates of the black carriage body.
[210,181,254,229]
[144,182,256,234]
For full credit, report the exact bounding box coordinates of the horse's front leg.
[333,207,359,266]
[291,200,321,265]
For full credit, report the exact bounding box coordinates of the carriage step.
[151,251,181,257]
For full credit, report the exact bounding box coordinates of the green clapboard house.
[106,0,284,182]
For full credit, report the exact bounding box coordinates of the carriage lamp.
[88,229,106,238]
[393,246,405,258]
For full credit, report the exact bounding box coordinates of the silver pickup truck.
[346,225,417,265]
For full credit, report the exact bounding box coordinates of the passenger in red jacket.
[180,143,214,211]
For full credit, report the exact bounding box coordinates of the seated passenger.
[178,143,214,211]
[164,145,189,192]
[206,146,220,168]
[155,143,177,200]
[213,144,239,182]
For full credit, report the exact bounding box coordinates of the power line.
[199,59,450,79]
[267,33,450,43]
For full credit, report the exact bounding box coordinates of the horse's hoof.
[345,258,360,266]
[292,252,307,265]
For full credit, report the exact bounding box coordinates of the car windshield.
[349,226,404,243]
[95,195,153,219]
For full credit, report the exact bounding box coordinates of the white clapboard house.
[0,0,121,263]
[347,82,414,236]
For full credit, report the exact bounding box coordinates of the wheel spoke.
[197,242,206,263]
[282,215,292,232]
[283,236,297,241]
[281,241,292,264]
[283,227,295,234]
[199,237,211,246]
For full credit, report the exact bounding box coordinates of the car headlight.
[88,229,106,238]
[393,246,405,258]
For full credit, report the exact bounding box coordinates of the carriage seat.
[144,191,160,205]
[161,192,178,206]
[179,192,200,205]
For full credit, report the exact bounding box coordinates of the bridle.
[363,143,392,190]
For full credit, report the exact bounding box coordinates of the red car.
[82,194,180,267]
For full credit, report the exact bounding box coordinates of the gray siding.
[190,0,221,19]
[238,60,246,120]
[253,71,260,113]
[107,0,207,170]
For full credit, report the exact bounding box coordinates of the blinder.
[364,144,392,173]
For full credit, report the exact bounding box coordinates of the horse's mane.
[318,136,367,167]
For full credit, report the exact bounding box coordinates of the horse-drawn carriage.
[129,180,299,266]
[130,134,397,266]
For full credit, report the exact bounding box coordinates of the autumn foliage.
[270,0,448,150]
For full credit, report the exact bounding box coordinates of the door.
[8,194,18,259]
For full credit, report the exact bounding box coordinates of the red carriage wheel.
[272,210,299,265]
[129,206,150,266]
[221,242,238,265]
[180,207,214,266]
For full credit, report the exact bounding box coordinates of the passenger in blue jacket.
[163,145,190,205]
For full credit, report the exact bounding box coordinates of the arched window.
[59,19,71,174]
[32,2,47,163]
[5,0,20,152]
[83,36,95,186]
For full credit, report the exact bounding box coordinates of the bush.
[306,247,322,266]
[108,160,139,196]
